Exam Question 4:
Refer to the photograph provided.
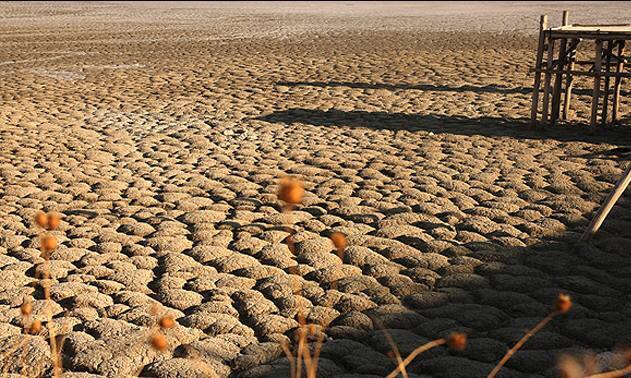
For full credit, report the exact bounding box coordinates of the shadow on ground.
[256,108,631,145]
[276,81,630,97]
[234,226,631,378]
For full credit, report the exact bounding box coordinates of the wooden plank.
[551,11,569,124]
[613,41,626,123]
[591,40,603,127]
[602,41,613,126]
[550,32,631,40]
[542,37,555,126]
[580,163,631,241]
[530,15,548,126]
[563,39,579,120]
[551,37,567,124]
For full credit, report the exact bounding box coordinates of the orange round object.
[20,302,32,316]
[447,332,467,351]
[40,234,58,253]
[151,333,168,351]
[330,232,347,252]
[555,293,572,314]
[46,213,61,231]
[28,320,42,334]
[34,212,48,229]
[278,178,304,205]
[158,316,175,329]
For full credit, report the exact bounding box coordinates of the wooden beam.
[581,163,631,241]
[563,39,579,120]
[531,15,548,126]
[602,41,613,126]
[613,40,626,123]
[591,40,603,127]
[542,37,555,126]
[550,32,631,40]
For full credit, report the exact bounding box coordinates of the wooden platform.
[530,12,630,127]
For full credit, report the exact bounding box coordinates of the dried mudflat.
[1,2,631,377]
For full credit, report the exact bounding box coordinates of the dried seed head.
[330,232,347,254]
[555,293,572,314]
[47,213,61,231]
[20,301,32,316]
[28,320,42,334]
[447,332,467,351]
[278,177,304,205]
[158,315,175,329]
[34,212,49,229]
[151,333,168,351]
[40,234,58,254]
[307,324,318,335]
[557,355,584,378]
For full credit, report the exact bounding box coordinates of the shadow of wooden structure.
[530,11,630,127]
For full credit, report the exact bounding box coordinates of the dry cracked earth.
[1,2,631,378]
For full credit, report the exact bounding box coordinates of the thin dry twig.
[386,338,446,378]
[487,312,557,378]
[488,294,573,378]
[586,364,631,378]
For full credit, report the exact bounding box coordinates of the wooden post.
[551,10,569,125]
[552,38,567,124]
[542,36,555,126]
[602,41,613,126]
[563,39,579,120]
[531,15,548,126]
[552,10,569,124]
[581,163,631,241]
[591,40,603,127]
[612,40,626,123]
[562,10,569,27]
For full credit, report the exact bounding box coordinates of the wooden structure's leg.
[542,36,555,126]
[602,41,613,126]
[530,15,548,126]
[551,11,569,125]
[563,39,579,120]
[562,10,569,28]
[551,38,567,125]
[612,40,626,123]
[591,40,603,127]
[581,163,631,241]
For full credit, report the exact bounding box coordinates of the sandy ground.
[1,1,631,377]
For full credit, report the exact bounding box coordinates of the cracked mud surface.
[1,2,631,377]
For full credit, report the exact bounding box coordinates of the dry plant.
[487,293,573,378]
[277,177,329,378]
[147,305,176,353]
[36,211,63,378]
[2,212,65,377]
[385,332,467,378]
